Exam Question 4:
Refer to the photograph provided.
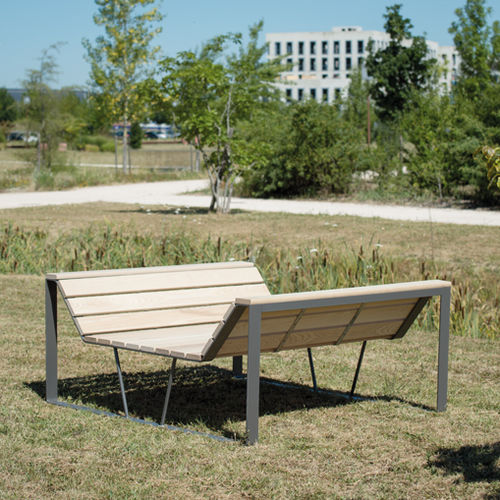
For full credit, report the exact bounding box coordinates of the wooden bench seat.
[45,261,451,444]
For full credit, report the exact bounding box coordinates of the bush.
[129,122,142,149]
[84,144,100,153]
[242,100,364,198]
[100,141,115,153]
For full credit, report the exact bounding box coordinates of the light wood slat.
[68,283,270,316]
[47,261,254,280]
[84,323,217,348]
[215,332,284,357]
[77,304,230,335]
[236,280,450,306]
[355,302,416,323]
[59,267,265,298]
[342,320,403,341]
[226,314,297,339]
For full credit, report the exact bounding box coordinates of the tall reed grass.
[1,223,497,339]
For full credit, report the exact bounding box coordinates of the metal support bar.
[113,348,129,418]
[307,348,317,391]
[335,304,364,345]
[437,289,450,412]
[246,306,262,445]
[349,341,367,400]
[232,356,243,378]
[45,279,58,403]
[160,358,177,426]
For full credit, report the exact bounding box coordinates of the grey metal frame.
[242,284,451,444]
[46,277,451,445]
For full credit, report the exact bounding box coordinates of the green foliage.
[366,4,436,121]
[158,21,283,212]
[477,145,500,189]
[83,0,163,171]
[129,121,142,149]
[241,100,364,197]
[0,88,17,124]
[449,0,498,99]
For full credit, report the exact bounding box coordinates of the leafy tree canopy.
[366,4,435,121]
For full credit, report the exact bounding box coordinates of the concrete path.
[1,179,499,226]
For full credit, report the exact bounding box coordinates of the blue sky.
[0,0,498,88]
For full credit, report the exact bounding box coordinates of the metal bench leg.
[113,348,129,418]
[349,341,367,400]
[307,348,318,391]
[160,358,177,426]
[437,289,450,412]
[45,279,58,403]
[246,306,262,445]
[232,355,243,378]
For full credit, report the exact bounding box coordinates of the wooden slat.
[59,267,265,298]
[77,304,230,335]
[67,283,270,316]
[47,261,254,280]
[235,280,451,306]
[84,323,217,348]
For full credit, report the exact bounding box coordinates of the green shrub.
[129,122,142,149]
[84,144,100,153]
[100,141,115,153]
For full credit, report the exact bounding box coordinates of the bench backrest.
[202,280,450,360]
[48,262,270,358]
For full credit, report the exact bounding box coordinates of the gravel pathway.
[1,179,499,226]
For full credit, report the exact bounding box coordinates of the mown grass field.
[0,204,498,498]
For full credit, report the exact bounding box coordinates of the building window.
[322,41,328,54]
[322,88,329,102]
[286,57,293,69]
[358,40,364,53]
[346,41,352,54]
[334,57,340,71]
[358,57,364,67]
[333,41,340,54]
[310,58,316,71]
[452,54,456,66]
[310,88,316,100]
[298,88,304,101]
[275,42,281,56]
[298,41,304,55]
[335,88,341,99]
[346,57,352,70]
[286,88,292,102]
[322,58,328,71]
[298,58,304,71]
[286,41,293,54]
[310,41,316,54]
[322,74,328,79]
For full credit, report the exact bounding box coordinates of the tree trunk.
[122,116,128,174]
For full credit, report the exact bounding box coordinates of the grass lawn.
[0,204,498,498]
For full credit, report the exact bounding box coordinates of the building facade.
[266,26,459,103]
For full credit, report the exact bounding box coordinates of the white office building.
[266,26,460,103]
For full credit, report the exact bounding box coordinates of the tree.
[0,88,17,125]
[366,4,435,121]
[83,0,162,173]
[23,44,66,176]
[158,21,282,213]
[449,0,498,99]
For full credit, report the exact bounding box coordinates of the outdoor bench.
[45,261,451,444]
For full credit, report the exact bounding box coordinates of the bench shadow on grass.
[428,442,500,485]
[26,364,432,441]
